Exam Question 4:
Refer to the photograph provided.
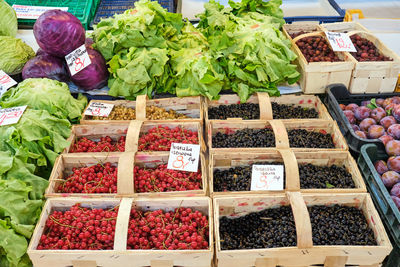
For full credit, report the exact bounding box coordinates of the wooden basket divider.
[135,95,147,121]
[125,120,143,152]
[256,92,273,120]
[113,198,134,251]
[278,149,300,191]
[269,120,289,149]
[117,152,135,196]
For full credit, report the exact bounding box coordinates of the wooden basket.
[346,31,400,94]
[214,192,392,267]
[282,29,355,94]
[282,23,324,40]
[209,150,366,196]
[320,21,369,33]
[207,119,348,154]
[28,197,213,267]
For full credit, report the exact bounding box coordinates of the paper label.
[167,143,200,172]
[0,106,27,126]
[12,5,68,19]
[65,44,91,76]
[251,165,284,191]
[84,102,114,117]
[325,31,357,52]
[0,71,17,97]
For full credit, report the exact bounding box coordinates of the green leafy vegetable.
[0,0,17,37]
[0,37,35,74]
[326,182,335,188]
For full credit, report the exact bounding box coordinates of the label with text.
[251,165,284,191]
[12,5,68,19]
[325,31,357,52]
[0,70,17,97]
[84,102,114,117]
[65,44,91,76]
[167,143,200,172]
[0,106,27,126]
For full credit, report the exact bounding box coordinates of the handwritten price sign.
[167,143,200,172]
[250,165,284,191]
[12,5,68,19]
[0,70,17,97]
[65,44,91,76]
[0,106,27,126]
[325,31,357,52]
[84,102,114,117]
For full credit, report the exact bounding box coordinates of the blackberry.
[288,129,335,148]
[299,163,355,189]
[213,128,275,148]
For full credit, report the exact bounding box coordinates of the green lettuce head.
[0,37,35,74]
[0,0,17,37]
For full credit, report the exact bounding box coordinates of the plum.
[380,116,396,130]
[351,124,360,132]
[382,98,393,108]
[374,160,389,175]
[381,171,400,188]
[388,156,400,172]
[371,107,386,122]
[390,182,400,198]
[385,103,395,114]
[391,196,400,210]
[386,140,400,156]
[339,104,346,110]
[376,98,385,106]
[392,104,400,122]
[380,134,394,145]
[387,124,400,139]
[368,125,385,139]
[343,110,356,124]
[392,96,400,104]
[355,130,367,139]
[361,100,371,107]
[360,118,376,132]
[345,103,359,112]
[354,106,371,121]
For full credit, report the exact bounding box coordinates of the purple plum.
[343,110,356,124]
[385,103,396,114]
[361,100,371,106]
[368,125,385,139]
[382,98,393,108]
[345,103,359,113]
[392,96,400,104]
[374,160,389,175]
[392,104,400,122]
[351,124,360,132]
[388,156,400,173]
[360,118,376,132]
[355,130,367,139]
[380,116,397,130]
[381,171,400,188]
[390,182,400,198]
[386,140,400,156]
[387,124,400,139]
[380,135,394,145]
[376,98,385,106]
[354,106,371,121]
[371,107,386,122]
[391,196,400,210]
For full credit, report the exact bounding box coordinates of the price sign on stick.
[325,31,357,52]
[167,143,200,172]
[0,106,27,126]
[0,70,17,97]
[84,102,114,117]
[251,165,284,191]
[65,44,91,76]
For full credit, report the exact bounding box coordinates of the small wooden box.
[320,22,369,33]
[283,23,324,40]
[80,100,138,124]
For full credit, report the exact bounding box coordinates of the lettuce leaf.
[0,0,17,37]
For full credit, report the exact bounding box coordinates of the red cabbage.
[22,54,69,82]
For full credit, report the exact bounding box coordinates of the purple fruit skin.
[354,106,371,121]
[387,124,400,139]
[361,100,371,107]
[380,116,397,130]
[359,118,376,132]
[388,156,400,172]
[392,104,400,122]
[381,171,400,188]
[392,97,400,104]
[391,182,400,198]
[383,98,393,108]
[343,110,356,124]
[345,103,359,113]
[368,125,385,139]
[355,130,367,139]
[385,103,395,113]
[391,196,400,210]
[376,98,385,106]
[380,135,394,145]
[371,107,386,122]
[386,140,400,156]
[374,160,389,175]
[351,124,360,132]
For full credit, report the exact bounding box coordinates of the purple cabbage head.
[22,54,70,82]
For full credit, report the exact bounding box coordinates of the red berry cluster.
[138,126,198,151]
[296,36,342,62]
[350,35,392,62]
[57,163,117,194]
[70,136,126,153]
[127,208,209,250]
[134,164,202,192]
[37,204,118,250]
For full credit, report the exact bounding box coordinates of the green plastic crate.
[5,0,101,29]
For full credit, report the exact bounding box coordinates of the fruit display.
[296,36,342,62]
[127,207,209,250]
[299,164,355,189]
[37,204,118,250]
[146,106,189,120]
[134,164,202,193]
[308,205,377,245]
[374,158,400,211]
[92,105,136,120]
[57,163,118,194]
[219,206,297,250]
[212,128,275,148]
[350,35,393,62]
[288,129,335,148]
[70,136,126,153]
[138,126,199,151]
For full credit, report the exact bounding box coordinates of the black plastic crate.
[358,144,400,267]
[284,0,345,24]
[325,84,400,156]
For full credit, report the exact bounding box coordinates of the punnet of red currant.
[70,136,126,153]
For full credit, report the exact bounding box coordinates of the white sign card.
[84,102,114,117]
[325,31,357,52]
[0,106,27,126]
[0,71,17,97]
[12,5,68,19]
[167,143,200,172]
[251,164,284,191]
[65,44,91,76]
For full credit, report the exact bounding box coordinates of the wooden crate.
[209,150,366,196]
[133,152,208,197]
[320,21,369,33]
[346,31,400,94]
[28,197,213,267]
[214,192,392,267]
[207,119,348,154]
[282,29,355,94]
[282,23,324,40]
[45,153,134,198]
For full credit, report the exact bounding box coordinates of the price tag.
[0,71,17,97]
[167,143,200,172]
[325,31,357,52]
[0,106,27,126]
[12,5,68,19]
[251,165,284,191]
[65,44,91,76]
[84,102,114,117]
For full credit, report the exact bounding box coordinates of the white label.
[325,31,357,52]
[65,44,91,76]
[0,71,17,97]
[84,102,114,117]
[251,165,284,191]
[167,143,200,172]
[0,106,27,126]
[12,5,68,19]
